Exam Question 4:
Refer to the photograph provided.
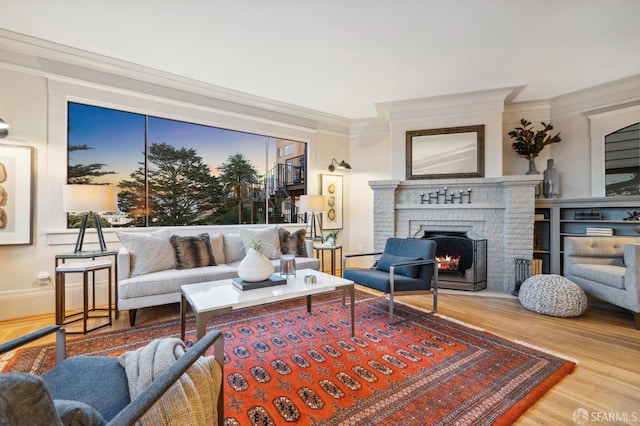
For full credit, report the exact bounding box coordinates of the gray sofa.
[563,236,640,329]
[116,226,319,325]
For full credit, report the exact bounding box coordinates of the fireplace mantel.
[369,176,542,293]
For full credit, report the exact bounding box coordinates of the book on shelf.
[232,274,287,291]
[585,227,614,236]
[574,210,602,220]
[531,258,543,275]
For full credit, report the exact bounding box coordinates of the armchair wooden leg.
[129,309,137,326]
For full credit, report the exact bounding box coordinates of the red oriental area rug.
[4,291,576,425]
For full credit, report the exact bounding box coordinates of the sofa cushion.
[278,228,308,257]
[375,253,422,278]
[239,226,282,259]
[223,233,245,263]
[209,233,226,264]
[569,264,626,289]
[118,264,239,299]
[170,234,216,270]
[117,229,176,277]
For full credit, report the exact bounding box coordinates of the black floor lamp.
[62,184,117,253]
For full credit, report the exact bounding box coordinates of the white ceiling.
[2,0,640,119]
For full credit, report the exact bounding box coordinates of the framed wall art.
[0,144,34,245]
[406,125,485,179]
[321,174,343,230]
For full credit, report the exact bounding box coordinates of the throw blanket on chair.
[119,338,221,425]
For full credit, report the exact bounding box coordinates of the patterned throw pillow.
[170,233,217,270]
[117,229,176,276]
[278,228,308,257]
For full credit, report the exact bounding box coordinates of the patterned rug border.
[390,296,581,365]
[2,290,578,425]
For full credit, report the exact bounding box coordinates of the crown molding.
[0,29,351,135]
[375,86,519,122]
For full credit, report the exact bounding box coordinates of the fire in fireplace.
[436,255,461,271]
[422,231,487,291]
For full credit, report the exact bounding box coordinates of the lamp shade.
[298,195,325,213]
[62,184,117,212]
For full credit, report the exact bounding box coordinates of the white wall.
[548,75,640,199]
[0,40,350,320]
[345,77,640,259]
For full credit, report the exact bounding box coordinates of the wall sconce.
[328,158,352,172]
[0,118,9,139]
[63,184,117,253]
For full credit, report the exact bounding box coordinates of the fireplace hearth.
[422,231,487,291]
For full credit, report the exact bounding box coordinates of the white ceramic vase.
[237,247,274,282]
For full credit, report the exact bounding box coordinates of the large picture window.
[67,102,307,227]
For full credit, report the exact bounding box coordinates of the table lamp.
[298,194,325,241]
[62,184,117,253]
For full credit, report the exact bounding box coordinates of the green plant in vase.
[238,235,275,281]
[323,230,340,246]
[509,119,562,166]
[509,119,562,198]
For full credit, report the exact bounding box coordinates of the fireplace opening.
[422,231,487,291]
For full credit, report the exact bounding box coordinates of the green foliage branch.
[323,230,340,241]
[508,119,562,160]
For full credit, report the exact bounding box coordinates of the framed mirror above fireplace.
[406,124,485,179]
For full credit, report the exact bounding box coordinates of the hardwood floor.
[1,289,638,425]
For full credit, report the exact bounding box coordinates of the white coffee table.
[180,268,355,340]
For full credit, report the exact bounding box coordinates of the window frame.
[47,78,317,241]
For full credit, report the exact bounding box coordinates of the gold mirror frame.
[406,125,485,180]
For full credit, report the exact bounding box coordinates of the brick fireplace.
[369,176,541,293]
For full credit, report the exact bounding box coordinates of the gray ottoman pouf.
[518,274,588,317]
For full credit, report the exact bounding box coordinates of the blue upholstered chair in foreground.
[0,326,224,425]
[343,238,438,321]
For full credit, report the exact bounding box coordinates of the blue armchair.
[0,325,224,425]
[343,238,438,321]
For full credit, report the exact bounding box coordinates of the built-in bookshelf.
[535,196,640,275]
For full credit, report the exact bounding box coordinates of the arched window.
[605,122,640,196]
